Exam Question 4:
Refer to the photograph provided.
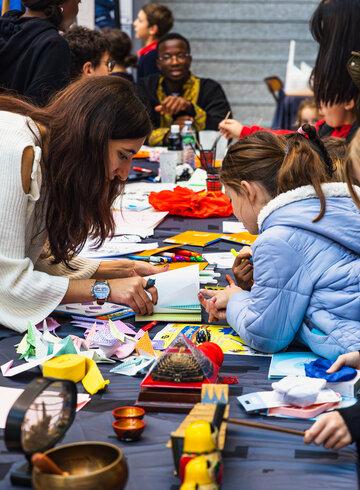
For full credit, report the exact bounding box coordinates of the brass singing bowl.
[32,441,128,490]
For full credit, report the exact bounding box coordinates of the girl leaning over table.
[0,76,164,334]
[199,125,360,451]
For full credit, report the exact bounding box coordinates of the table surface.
[0,167,358,490]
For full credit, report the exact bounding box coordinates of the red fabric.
[149,186,233,218]
[240,119,353,139]
[137,40,158,57]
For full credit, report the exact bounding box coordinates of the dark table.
[0,170,358,489]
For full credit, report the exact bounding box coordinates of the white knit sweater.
[0,111,100,333]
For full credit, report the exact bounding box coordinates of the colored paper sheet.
[136,313,202,323]
[152,323,266,356]
[164,230,223,247]
[164,230,258,247]
[110,355,155,376]
[135,331,156,357]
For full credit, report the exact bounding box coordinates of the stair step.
[173,20,314,41]
[190,40,316,61]
[166,2,317,21]
[191,59,309,82]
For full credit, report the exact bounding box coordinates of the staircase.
[159,0,319,126]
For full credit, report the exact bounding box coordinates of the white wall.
[77,0,95,28]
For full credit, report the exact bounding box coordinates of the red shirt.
[137,40,158,58]
[240,120,353,139]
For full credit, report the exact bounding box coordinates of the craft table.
[0,168,358,489]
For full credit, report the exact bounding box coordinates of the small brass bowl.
[112,418,146,441]
[112,405,145,420]
[32,441,128,490]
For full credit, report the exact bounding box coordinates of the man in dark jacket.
[0,0,77,106]
[138,33,231,146]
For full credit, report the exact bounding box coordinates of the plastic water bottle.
[181,120,196,168]
[167,124,182,165]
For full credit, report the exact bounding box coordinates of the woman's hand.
[109,276,158,315]
[94,259,168,279]
[304,411,352,450]
[327,352,360,373]
[132,261,169,277]
[218,118,243,139]
[232,247,253,290]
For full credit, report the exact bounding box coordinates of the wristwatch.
[91,280,111,305]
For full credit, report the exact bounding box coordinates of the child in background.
[102,28,137,84]
[295,98,319,127]
[199,126,360,360]
[133,3,173,80]
[219,99,357,142]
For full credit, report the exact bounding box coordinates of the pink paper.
[113,320,136,336]
[36,317,60,332]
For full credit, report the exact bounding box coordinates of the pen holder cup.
[199,150,216,169]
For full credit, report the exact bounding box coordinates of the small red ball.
[198,342,224,367]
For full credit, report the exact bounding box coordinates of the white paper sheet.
[79,241,159,259]
[113,209,168,237]
[203,252,235,269]
[222,221,247,233]
[146,265,200,312]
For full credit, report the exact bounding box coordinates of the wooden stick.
[32,453,69,476]
[227,417,305,437]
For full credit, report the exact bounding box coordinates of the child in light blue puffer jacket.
[199,125,360,360]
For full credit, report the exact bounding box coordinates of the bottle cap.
[170,124,180,133]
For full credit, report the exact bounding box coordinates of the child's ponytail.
[278,124,334,221]
[221,126,335,222]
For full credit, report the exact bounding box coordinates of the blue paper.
[305,357,357,382]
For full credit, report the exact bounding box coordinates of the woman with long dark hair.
[310,0,360,107]
[0,0,80,105]
[0,76,160,333]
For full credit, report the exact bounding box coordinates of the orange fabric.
[149,186,233,218]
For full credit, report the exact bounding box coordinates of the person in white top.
[0,75,162,333]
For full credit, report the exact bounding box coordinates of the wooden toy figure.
[179,420,223,485]
[180,455,219,490]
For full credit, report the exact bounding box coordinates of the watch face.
[93,282,110,300]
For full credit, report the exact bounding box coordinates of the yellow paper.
[164,230,258,247]
[220,232,257,245]
[166,262,208,271]
[43,354,86,383]
[43,353,109,395]
[153,324,247,355]
[164,231,223,247]
[135,331,156,357]
[82,357,110,395]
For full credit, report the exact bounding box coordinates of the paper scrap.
[135,331,156,357]
[222,221,247,234]
[110,355,155,376]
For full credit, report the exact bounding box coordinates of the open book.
[136,265,202,322]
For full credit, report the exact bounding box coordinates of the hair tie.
[297,126,307,137]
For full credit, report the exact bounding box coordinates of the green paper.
[135,313,202,322]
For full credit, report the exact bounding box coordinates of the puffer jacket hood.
[258,183,360,255]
